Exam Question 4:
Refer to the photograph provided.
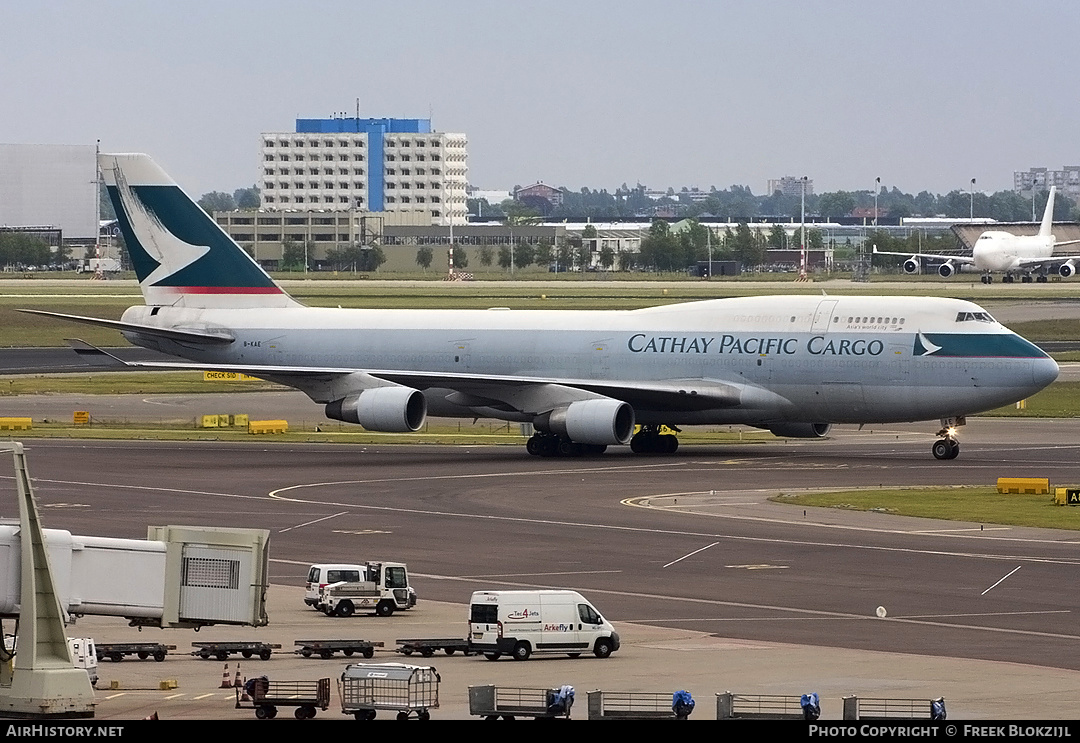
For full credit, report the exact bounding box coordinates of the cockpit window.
[956,311,995,323]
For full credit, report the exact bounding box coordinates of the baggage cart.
[395,638,471,657]
[235,677,331,719]
[294,639,381,659]
[96,642,173,663]
[468,684,575,720]
[191,641,279,661]
[338,662,440,720]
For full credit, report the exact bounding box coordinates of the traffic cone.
[233,664,242,688]
[219,663,231,688]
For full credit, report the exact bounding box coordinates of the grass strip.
[771,487,1080,530]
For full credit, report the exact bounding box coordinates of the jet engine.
[764,422,832,439]
[903,257,920,274]
[1060,260,1076,278]
[534,399,635,445]
[937,261,955,278]
[325,386,427,432]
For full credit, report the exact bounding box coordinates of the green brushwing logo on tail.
[107,181,280,293]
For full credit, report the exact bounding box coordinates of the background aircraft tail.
[1039,186,1057,238]
[100,153,298,309]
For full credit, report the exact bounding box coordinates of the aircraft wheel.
[932,439,957,460]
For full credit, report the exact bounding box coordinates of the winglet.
[66,339,131,368]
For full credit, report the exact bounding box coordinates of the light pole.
[873,176,880,227]
[970,178,976,221]
[799,176,808,280]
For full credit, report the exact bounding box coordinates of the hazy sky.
[3,1,1079,198]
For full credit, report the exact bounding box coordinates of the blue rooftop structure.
[295,118,431,134]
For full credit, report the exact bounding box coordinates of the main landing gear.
[630,425,679,455]
[525,432,606,458]
[932,417,964,460]
[994,273,1049,284]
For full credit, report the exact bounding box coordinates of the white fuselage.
[971,232,1054,272]
[120,295,1057,428]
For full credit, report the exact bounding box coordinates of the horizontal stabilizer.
[20,309,234,345]
[65,339,129,368]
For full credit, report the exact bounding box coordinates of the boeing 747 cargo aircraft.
[26,154,1059,460]
[875,186,1080,283]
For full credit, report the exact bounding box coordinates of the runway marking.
[333,529,392,535]
[460,570,622,579]
[192,693,215,700]
[265,485,1080,567]
[899,609,1067,620]
[663,541,719,568]
[163,693,185,700]
[910,527,1012,534]
[103,693,126,700]
[725,564,789,570]
[278,510,350,533]
[981,565,1022,595]
[637,609,1070,622]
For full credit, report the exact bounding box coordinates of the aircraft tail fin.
[1039,186,1057,239]
[100,153,299,309]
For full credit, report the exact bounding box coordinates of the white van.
[305,564,365,609]
[468,590,620,661]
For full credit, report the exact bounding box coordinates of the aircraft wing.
[66,341,751,414]
[871,247,976,264]
[1015,253,1080,269]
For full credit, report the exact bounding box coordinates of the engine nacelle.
[902,257,920,274]
[1060,260,1076,278]
[535,399,635,445]
[765,422,832,439]
[937,261,955,278]
[325,387,427,432]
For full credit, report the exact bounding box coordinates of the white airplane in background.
[874,186,1080,283]
[23,154,1058,461]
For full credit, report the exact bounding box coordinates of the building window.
[401,168,410,176]
[386,168,396,176]
[295,155,304,161]
[353,182,364,189]
[386,154,396,162]
[293,140,304,147]
[323,140,334,147]
[353,154,364,162]
[353,168,364,175]
[264,155,275,161]
[264,196,275,203]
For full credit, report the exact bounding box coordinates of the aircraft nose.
[1032,356,1059,390]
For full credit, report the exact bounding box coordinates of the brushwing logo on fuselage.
[914,332,942,356]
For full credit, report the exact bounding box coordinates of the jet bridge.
[0,442,269,717]
[0,523,270,629]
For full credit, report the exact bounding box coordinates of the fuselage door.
[811,300,839,334]
[449,338,472,370]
